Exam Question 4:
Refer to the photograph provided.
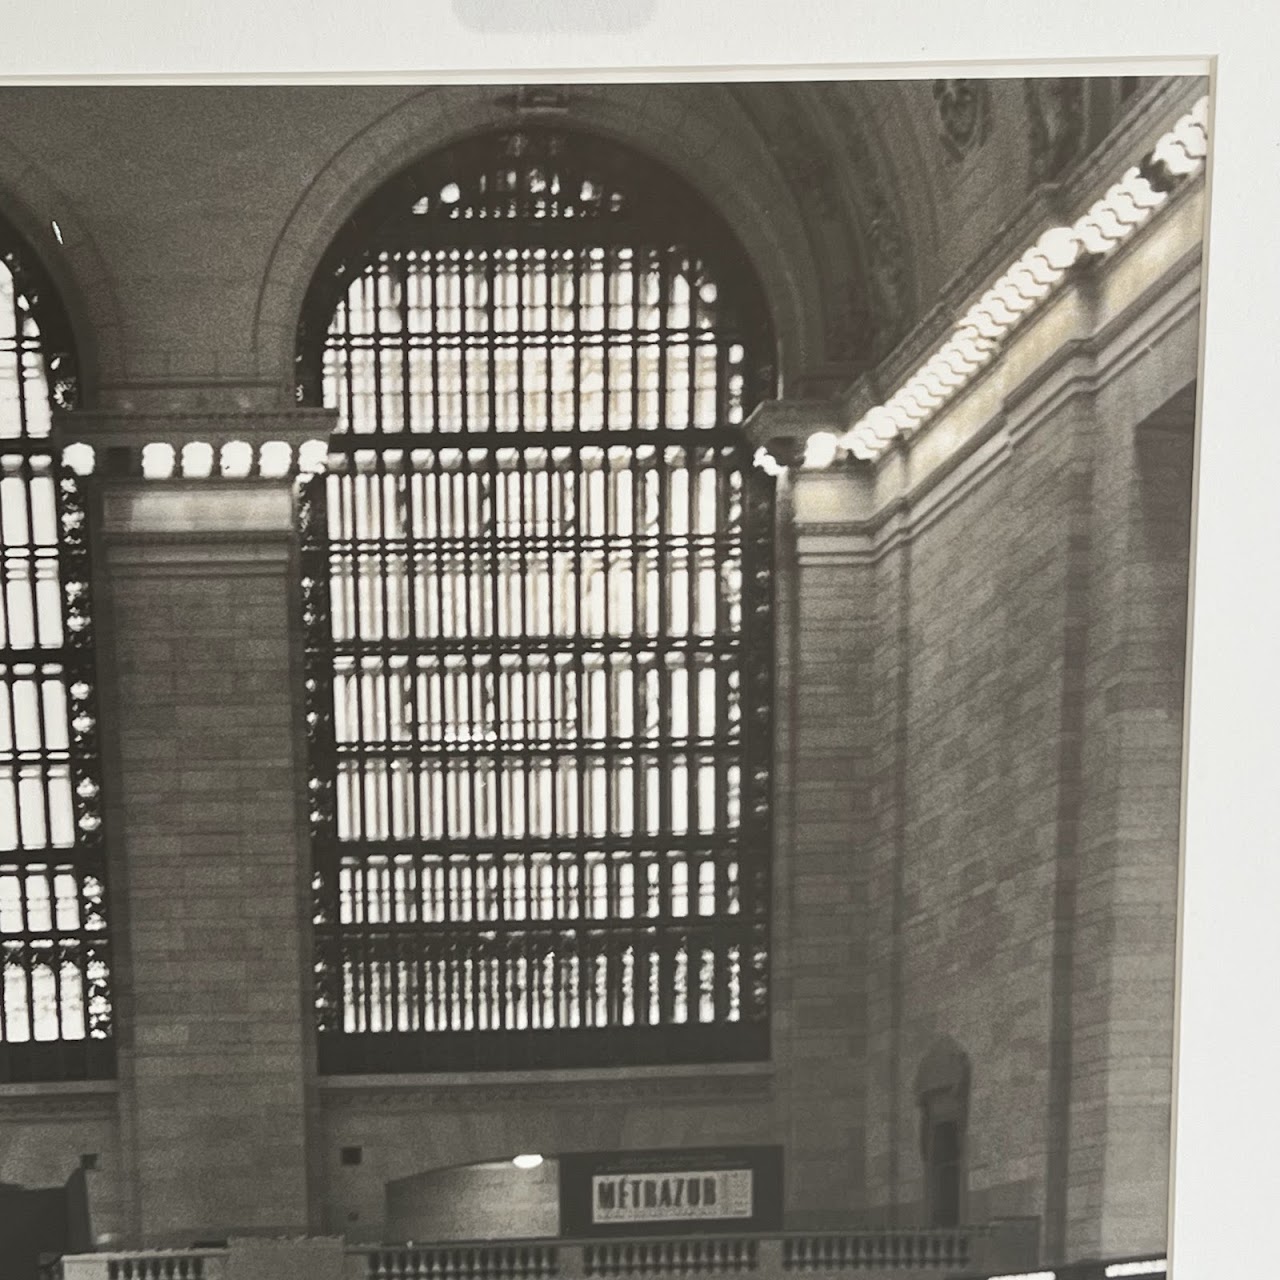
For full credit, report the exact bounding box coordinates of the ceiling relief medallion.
[933,80,992,162]
[1026,78,1086,183]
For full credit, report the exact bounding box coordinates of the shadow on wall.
[0,1167,94,1280]
[386,1158,561,1243]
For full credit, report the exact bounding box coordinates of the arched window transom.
[298,128,775,1073]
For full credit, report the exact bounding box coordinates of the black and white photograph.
[0,49,1220,1280]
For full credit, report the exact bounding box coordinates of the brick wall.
[97,484,313,1245]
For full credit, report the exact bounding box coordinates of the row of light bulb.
[777,95,1210,475]
[59,437,334,480]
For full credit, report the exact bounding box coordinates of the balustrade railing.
[55,1223,1087,1280]
[366,1243,560,1280]
[59,1250,228,1280]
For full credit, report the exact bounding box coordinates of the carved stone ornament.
[864,193,908,327]
[933,80,992,162]
[1026,77,1086,184]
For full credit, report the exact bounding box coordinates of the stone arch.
[0,135,123,407]
[253,83,835,401]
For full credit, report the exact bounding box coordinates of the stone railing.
[56,1224,1050,1280]
[358,1231,984,1280]
[61,1249,228,1280]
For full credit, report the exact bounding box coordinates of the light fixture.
[1104,1262,1167,1278]
[512,1153,544,1170]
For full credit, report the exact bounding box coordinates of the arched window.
[297,127,776,1073]
[0,213,111,1082]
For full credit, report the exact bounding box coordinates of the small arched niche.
[915,1037,971,1228]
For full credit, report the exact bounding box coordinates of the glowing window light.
[140,442,176,480]
[61,442,96,476]
[988,1272,1056,1280]
[180,441,215,479]
[219,440,254,478]
[258,440,293,478]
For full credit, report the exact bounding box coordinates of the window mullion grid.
[484,245,511,1034]
[312,142,771,1068]
[0,329,110,1077]
[568,243,592,1034]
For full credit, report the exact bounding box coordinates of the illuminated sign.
[559,1146,782,1237]
[592,1168,753,1224]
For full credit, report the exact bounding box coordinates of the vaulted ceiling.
[0,75,1185,407]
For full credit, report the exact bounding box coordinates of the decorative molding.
[53,408,337,450]
[1027,78,1087,185]
[745,399,841,449]
[99,481,297,541]
[0,1088,120,1120]
[863,191,910,336]
[933,81,992,163]
[746,95,1209,475]
[861,76,1204,406]
[320,1069,775,1112]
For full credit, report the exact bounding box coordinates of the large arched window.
[297,128,776,1073]
[0,213,111,1081]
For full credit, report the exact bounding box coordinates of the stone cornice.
[0,1079,120,1120]
[783,229,1202,561]
[319,1062,775,1111]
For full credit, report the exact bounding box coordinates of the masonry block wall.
[856,341,1195,1262]
[96,484,313,1245]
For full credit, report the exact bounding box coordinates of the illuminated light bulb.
[219,440,254,478]
[1152,134,1200,177]
[992,278,1035,314]
[1174,115,1209,159]
[512,1154,544,1170]
[61,443,96,476]
[977,290,1018,327]
[141,443,176,480]
[298,439,330,474]
[753,446,783,477]
[1075,215,1121,257]
[887,402,920,431]
[181,441,215,479]
[1087,199,1129,241]
[259,441,293,478]
[864,407,899,444]
[804,431,840,470]
[1119,167,1167,210]
[964,306,1005,341]
[919,367,950,399]
[1005,262,1051,301]
[1021,250,1065,288]
[1036,225,1082,271]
